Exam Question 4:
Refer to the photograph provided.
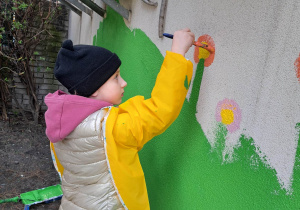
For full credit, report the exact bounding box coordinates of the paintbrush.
[163,33,215,53]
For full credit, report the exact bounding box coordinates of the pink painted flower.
[215,98,241,133]
[295,53,300,82]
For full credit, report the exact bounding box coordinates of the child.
[45,28,195,210]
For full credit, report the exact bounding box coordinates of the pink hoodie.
[44,90,111,143]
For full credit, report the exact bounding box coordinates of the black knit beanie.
[54,40,121,97]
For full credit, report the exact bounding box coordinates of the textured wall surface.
[91,0,300,208]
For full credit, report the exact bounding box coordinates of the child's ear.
[91,90,98,97]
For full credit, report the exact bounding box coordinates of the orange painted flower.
[194,34,215,67]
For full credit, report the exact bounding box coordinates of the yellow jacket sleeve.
[105,51,193,210]
[110,51,193,149]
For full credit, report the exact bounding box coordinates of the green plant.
[0,0,63,123]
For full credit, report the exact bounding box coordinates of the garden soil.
[0,113,61,210]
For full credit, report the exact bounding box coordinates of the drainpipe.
[158,0,168,38]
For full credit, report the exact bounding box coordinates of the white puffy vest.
[54,109,124,210]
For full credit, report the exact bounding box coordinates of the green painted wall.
[94,7,300,209]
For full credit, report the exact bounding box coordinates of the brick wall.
[13,5,69,112]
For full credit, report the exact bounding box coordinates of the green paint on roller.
[0,184,62,207]
[94,6,300,209]
[0,196,20,204]
[20,184,62,205]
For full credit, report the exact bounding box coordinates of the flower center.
[198,42,210,60]
[220,109,234,125]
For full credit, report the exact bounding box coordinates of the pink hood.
[44,90,111,143]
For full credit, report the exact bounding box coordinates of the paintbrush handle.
[163,33,174,39]
[163,33,215,53]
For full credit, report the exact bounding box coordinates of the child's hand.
[171,28,195,56]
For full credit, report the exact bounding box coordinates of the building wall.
[75,0,300,208]
[68,0,104,44]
